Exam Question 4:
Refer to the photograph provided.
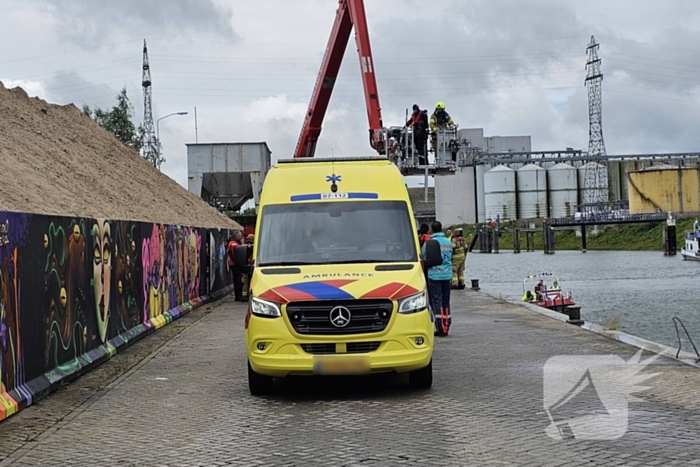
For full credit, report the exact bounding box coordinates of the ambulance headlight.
[399,291,427,314]
[251,297,281,318]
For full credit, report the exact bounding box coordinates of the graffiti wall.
[0,211,235,421]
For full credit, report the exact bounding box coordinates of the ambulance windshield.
[257,201,418,266]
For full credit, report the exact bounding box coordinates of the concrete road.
[1,292,699,466]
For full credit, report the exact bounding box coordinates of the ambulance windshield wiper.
[259,261,315,267]
[330,259,391,264]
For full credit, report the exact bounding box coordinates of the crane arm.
[293,1,352,158]
[347,0,383,152]
[293,0,384,158]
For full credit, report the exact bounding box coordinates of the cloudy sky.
[2,0,700,190]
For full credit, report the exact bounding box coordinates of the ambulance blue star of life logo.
[326,174,342,185]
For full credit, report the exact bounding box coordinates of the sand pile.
[0,81,240,229]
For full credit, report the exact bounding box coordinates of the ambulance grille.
[300,342,381,354]
[286,299,393,335]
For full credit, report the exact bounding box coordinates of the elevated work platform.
[187,142,271,211]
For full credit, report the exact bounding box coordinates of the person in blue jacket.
[421,220,453,336]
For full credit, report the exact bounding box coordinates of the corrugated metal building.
[435,167,477,226]
[627,165,700,214]
[457,128,484,149]
[484,135,531,153]
[407,187,436,225]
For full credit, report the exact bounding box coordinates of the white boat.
[681,229,700,261]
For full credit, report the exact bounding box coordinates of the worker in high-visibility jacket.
[429,101,455,158]
[451,228,468,289]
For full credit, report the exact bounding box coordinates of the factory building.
[435,128,532,225]
[431,128,700,226]
[627,165,700,214]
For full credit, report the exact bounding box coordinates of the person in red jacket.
[227,231,244,301]
[240,234,255,301]
[418,223,431,247]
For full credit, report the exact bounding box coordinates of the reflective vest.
[435,110,451,126]
[452,237,467,260]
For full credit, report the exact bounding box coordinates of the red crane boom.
[293,0,384,158]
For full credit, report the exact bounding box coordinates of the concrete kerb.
[0,295,235,467]
[478,289,700,369]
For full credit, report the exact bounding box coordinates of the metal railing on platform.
[549,211,668,226]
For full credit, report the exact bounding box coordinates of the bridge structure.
[459,149,700,166]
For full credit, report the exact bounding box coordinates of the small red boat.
[521,272,575,313]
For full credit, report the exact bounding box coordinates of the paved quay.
[1,291,700,466]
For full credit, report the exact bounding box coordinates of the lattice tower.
[141,39,161,169]
[583,35,608,206]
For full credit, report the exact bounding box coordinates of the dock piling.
[543,221,555,254]
[566,305,584,326]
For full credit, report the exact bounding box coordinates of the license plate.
[313,356,371,375]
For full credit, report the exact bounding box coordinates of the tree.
[242,207,257,216]
[83,88,148,153]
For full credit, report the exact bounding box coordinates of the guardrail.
[549,211,668,226]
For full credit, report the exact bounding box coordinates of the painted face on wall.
[92,220,111,343]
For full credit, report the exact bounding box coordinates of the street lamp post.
[156,111,188,142]
[154,111,188,171]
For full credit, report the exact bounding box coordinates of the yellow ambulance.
[245,157,434,395]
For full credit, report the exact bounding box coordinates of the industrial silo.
[548,163,578,218]
[516,164,547,219]
[484,165,517,220]
[578,161,608,205]
[475,163,491,223]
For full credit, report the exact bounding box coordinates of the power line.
[10,58,140,80]
[0,39,141,65]
[608,52,700,69]
[606,57,700,74]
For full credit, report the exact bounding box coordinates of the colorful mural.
[0,212,235,422]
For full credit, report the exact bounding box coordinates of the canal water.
[466,250,700,350]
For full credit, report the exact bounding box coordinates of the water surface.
[466,250,700,350]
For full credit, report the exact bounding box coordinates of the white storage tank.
[516,164,547,219]
[484,165,517,221]
[475,164,490,223]
[548,163,578,218]
[578,161,609,205]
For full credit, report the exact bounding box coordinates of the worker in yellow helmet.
[429,101,455,159]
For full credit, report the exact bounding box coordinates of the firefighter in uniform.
[451,228,467,289]
[240,234,255,301]
[429,101,455,160]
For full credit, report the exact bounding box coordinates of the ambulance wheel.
[409,360,433,389]
[248,360,273,396]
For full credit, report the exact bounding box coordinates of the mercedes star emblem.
[329,306,351,328]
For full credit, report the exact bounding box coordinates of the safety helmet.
[435,101,445,110]
[412,104,419,111]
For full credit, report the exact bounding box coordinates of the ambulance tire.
[408,359,433,389]
[248,360,273,396]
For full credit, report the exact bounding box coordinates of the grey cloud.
[35,0,238,45]
[44,71,127,109]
